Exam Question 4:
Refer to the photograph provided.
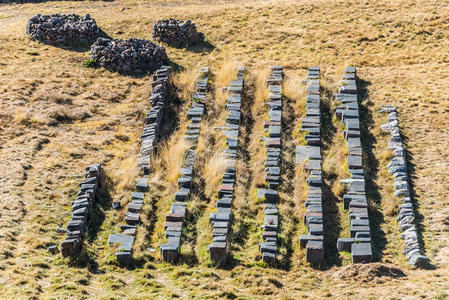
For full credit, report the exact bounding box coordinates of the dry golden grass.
[254,66,270,105]
[173,68,202,101]
[1,0,449,298]
[151,136,193,184]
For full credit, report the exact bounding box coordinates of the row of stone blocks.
[160,67,210,262]
[60,164,102,257]
[296,67,325,264]
[379,105,429,267]
[207,66,245,266]
[335,67,373,263]
[108,66,172,266]
[256,66,284,264]
[138,66,172,174]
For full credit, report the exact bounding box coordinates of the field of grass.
[0,0,449,298]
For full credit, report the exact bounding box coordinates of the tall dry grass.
[201,149,227,199]
[254,67,270,106]
[110,153,139,193]
[283,75,306,113]
[173,68,203,101]
[150,135,193,184]
[213,59,238,109]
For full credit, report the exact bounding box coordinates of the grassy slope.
[0,0,448,298]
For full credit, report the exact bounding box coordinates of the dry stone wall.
[335,67,373,264]
[379,105,429,268]
[296,67,325,265]
[60,164,102,257]
[160,67,210,262]
[207,66,245,266]
[257,66,283,264]
[137,67,172,174]
[26,14,99,45]
[108,66,171,266]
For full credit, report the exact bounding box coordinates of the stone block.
[351,243,372,263]
[350,225,370,238]
[257,188,279,203]
[161,243,179,262]
[125,212,140,225]
[306,241,324,264]
[337,238,355,252]
[136,178,148,192]
[262,251,276,263]
[208,242,227,266]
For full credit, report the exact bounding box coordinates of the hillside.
[0,0,448,298]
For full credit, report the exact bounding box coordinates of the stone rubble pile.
[296,67,325,264]
[152,19,205,45]
[379,105,429,268]
[160,67,210,262]
[207,66,245,266]
[256,66,284,264]
[90,38,169,73]
[108,66,172,266]
[335,67,373,263]
[26,14,99,45]
[61,164,102,257]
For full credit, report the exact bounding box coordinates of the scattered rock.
[48,245,58,254]
[56,227,67,234]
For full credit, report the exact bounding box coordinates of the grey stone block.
[208,242,227,266]
[306,241,324,264]
[351,243,372,263]
[136,178,148,192]
[337,238,355,252]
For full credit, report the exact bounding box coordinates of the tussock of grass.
[174,69,202,101]
[254,67,270,105]
[151,135,193,184]
[283,75,305,104]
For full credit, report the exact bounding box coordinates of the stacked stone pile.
[60,164,102,257]
[137,66,172,175]
[90,38,169,73]
[207,66,245,266]
[296,67,325,264]
[26,14,99,45]
[108,66,171,266]
[256,66,283,264]
[379,105,429,267]
[160,67,209,262]
[152,19,204,45]
[334,67,373,264]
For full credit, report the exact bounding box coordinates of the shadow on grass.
[321,177,342,268]
[229,78,256,252]
[68,170,113,273]
[357,77,387,261]
[180,174,210,267]
[275,93,300,271]
[320,85,343,268]
[162,39,215,54]
[101,60,184,79]
[85,171,113,244]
